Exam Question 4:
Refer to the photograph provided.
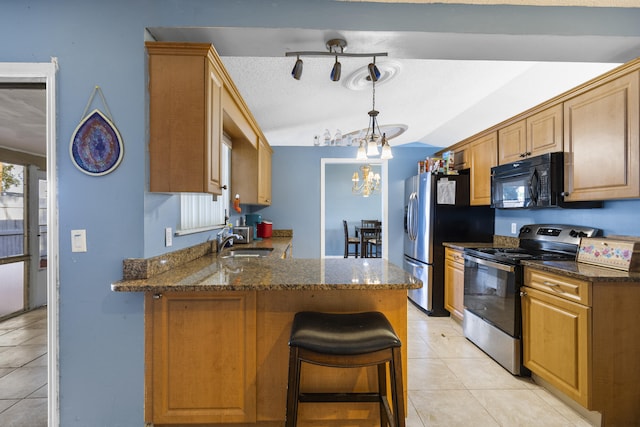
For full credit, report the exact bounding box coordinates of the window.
[177,141,231,235]
[0,162,25,258]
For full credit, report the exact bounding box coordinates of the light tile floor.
[0,307,47,427]
[406,302,595,426]
[0,304,595,426]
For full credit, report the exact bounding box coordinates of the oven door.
[463,254,520,337]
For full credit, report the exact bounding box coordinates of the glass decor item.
[69,109,123,176]
[69,86,124,176]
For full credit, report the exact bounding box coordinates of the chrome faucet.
[217,227,243,255]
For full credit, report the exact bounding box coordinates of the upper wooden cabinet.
[468,132,497,206]
[223,87,272,206]
[257,138,272,205]
[563,71,640,201]
[498,104,563,165]
[147,42,224,195]
[147,42,272,200]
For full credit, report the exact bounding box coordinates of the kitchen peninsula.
[112,236,420,426]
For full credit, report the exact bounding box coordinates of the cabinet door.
[206,60,223,194]
[146,292,256,425]
[527,104,563,158]
[521,286,590,407]
[469,132,497,206]
[498,120,526,165]
[444,248,465,320]
[257,138,272,205]
[563,71,640,201]
[147,42,223,196]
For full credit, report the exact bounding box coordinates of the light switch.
[165,227,173,247]
[71,229,87,252]
[511,223,517,234]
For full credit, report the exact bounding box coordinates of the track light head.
[367,62,381,82]
[291,56,303,80]
[330,57,341,82]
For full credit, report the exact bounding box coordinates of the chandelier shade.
[352,164,381,197]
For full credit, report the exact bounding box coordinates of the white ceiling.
[2,20,640,157]
[147,27,635,149]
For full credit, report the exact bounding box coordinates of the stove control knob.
[570,230,588,238]
[520,226,531,234]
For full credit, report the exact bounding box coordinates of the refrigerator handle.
[408,192,418,241]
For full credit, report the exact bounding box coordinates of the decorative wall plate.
[69,109,124,176]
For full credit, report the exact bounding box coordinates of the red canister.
[257,221,272,238]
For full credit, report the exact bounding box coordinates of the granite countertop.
[442,242,495,251]
[112,235,420,292]
[522,259,640,283]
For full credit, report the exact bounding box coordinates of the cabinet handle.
[153,293,163,299]
[520,291,527,297]
[561,191,570,197]
[519,153,526,158]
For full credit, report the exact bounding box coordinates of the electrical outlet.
[511,223,517,234]
[165,227,173,247]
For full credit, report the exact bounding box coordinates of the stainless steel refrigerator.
[403,171,494,316]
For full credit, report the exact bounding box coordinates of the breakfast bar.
[112,238,420,426]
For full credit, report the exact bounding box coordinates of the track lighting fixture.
[331,56,341,82]
[285,38,387,82]
[368,60,381,82]
[291,56,303,80]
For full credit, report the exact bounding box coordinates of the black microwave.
[491,152,601,209]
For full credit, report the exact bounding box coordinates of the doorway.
[0,62,58,426]
[320,158,388,259]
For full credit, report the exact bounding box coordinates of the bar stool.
[285,311,405,427]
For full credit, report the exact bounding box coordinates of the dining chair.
[367,227,382,258]
[360,220,381,258]
[343,220,359,258]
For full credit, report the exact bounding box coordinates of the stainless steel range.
[462,224,600,375]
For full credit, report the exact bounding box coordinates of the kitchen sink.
[220,247,274,258]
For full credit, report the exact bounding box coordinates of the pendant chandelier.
[356,67,393,161]
[352,164,381,197]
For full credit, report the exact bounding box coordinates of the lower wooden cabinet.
[521,285,589,406]
[444,247,465,320]
[145,291,257,425]
[522,267,640,426]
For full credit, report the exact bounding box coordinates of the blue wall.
[495,199,640,237]
[2,1,640,425]
[254,146,436,265]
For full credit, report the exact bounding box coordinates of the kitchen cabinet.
[468,132,497,205]
[498,104,563,165]
[444,247,465,320]
[147,42,223,195]
[521,266,640,426]
[231,137,272,205]
[223,85,273,206]
[145,291,257,424]
[563,71,640,201]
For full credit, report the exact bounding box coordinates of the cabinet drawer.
[445,248,465,265]
[524,268,591,306]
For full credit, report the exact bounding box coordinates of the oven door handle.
[465,255,515,273]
